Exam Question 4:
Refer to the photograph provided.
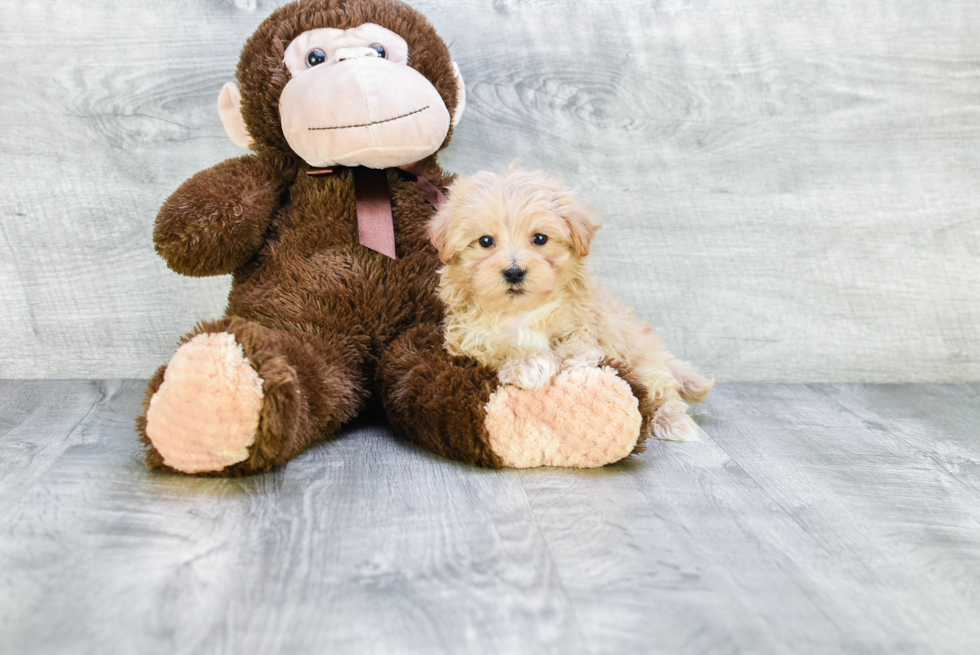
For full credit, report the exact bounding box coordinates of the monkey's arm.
[154,152,296,277]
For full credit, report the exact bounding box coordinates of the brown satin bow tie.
[306,166,447,260]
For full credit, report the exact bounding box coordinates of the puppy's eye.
[479,236,495,248]
[532,234,549,246]
[369,43,387,59]
[307,49,327,67]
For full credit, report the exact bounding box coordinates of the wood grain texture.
[519,386,980,653]
[820,384,980,500]
[695,384,980,654]
[1,0,978,381]
[2,381,979,653]
[0,380,584,654]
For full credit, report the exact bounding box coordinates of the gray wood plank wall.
[1,0,978,381]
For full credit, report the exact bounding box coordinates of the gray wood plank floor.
[1,381,978,654]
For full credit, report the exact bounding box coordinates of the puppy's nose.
[503,265,526,284]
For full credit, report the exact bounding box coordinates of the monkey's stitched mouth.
[309,106,430,131]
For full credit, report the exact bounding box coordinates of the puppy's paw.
[650,399,700,442]
[560,347,604,371]
[667,358,715,403]
[497,354,559,390]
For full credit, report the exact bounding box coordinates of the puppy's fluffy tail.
[666,356,715,403]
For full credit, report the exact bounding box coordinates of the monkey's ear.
[451,62,466,128]
[217,82,253,149]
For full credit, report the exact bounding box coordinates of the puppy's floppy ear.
[428,178,477,263]
[554,189,601,258]
[427,205,456,263]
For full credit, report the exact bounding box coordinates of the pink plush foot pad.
[145,332,264,474]
[484,366,642,469]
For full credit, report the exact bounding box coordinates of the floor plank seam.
[515,472,593,654]
[812,384,980,504]
[696,392,856,605]
[1,381,114,518]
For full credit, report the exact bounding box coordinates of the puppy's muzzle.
[502,265,526,285]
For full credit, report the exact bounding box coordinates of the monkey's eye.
[532,234,549,246]
[306,49,327,67]
[479,236,495,248]
[369,44,387,59]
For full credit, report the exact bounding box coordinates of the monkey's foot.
[484,366,642,468]
[145,332,264,474]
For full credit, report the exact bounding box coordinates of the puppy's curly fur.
[428,168,713,441]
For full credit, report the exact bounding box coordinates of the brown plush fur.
[155,151,299,277]
[610,359,653,456]
[141,158,472,473]
[378,323,503,468]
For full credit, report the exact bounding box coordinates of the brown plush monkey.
[138,0,645,476]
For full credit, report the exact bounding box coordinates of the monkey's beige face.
[433,172,597,313]
[218,23,465,169]
[279,24,453,168]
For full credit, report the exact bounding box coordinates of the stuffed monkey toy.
[137,0,647,475]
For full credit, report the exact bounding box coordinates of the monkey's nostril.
[503,265,526,284]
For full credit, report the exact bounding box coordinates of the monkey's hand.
[154,152,295,277]
[497,352,560,390]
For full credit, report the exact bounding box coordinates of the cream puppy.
[428,169,713,441]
